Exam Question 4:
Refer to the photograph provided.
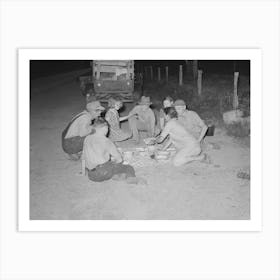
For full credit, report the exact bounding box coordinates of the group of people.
[61,95,208,183]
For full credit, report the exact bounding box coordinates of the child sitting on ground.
[81,117,142,183]
[105,98,133,142]
[156,107,205,166]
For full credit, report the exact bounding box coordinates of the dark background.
[30,60,250,79]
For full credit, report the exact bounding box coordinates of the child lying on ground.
[81,117,144,184]
[156,107,205,166]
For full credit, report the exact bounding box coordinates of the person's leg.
[145,114,157,137]
[63,136,86,158]
[87,161,115,182]
[128,116,140,142]
[111,162,136,178]
[110,129,132,142]
[173,145,203,166]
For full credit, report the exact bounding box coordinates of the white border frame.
[18,48,262,232]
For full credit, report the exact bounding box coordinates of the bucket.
[206,125,215,136]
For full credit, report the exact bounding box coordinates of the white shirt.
[82,133,122,170]
[65,111,93,138]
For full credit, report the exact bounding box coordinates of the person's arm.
[159,117,165,130]
[108,140,123,163]
[81,141,87,176]
[198,125,208,142]
[78,116,92,137]
[156,122,170,143]
[119,112,136,122]
[193,112,208,142]
[148,109,156,136]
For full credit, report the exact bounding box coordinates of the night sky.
[30,60,250,79]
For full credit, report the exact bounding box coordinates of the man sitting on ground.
[174,99,208,143]
[128,96,159,143]
[81,118,141,184]
[62,101,105,160]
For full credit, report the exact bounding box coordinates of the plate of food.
[143,137,156,146]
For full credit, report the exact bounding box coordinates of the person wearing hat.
[128,96,159,143]
[174,99,208,142]
[62,100,105,159]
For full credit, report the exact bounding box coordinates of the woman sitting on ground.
[81,117,142,184]
[156,107,205,166]
[105,98,133,142]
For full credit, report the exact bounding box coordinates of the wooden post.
[157,67,161,81]
[197,70,203,96]
[192,60,198,79]
[165,66,168,82]
[233,72,239,109]
[186,60,192,73]
[144,67,148,80]
[150,66,153,80]
[179,65,183,85]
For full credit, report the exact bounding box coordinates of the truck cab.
[80,60,135,102]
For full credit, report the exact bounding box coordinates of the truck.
[79,60,139,103]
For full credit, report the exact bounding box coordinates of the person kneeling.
[156,107,205,166]
[81,117,137,183]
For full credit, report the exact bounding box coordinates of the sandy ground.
[30,73,250,220]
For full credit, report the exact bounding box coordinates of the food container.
[206,125,215,136]
[143,137,156,146]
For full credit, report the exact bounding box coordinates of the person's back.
[65,111,92,139]
[177,110,203,139]
[83,133,120,170]
[162,119,197,149]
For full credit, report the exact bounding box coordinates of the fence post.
[233,72,239,109]
[192,60,198,79]
[179,65,183,85]
[197,70,203,96]
[165,66,168,82]
[150,66,153,80]
[157,67,161,81]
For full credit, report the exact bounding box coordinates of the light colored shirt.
[160,119,198,149]
[82,133,122,170]
[177,110,206,139]
[129,105,155,129]
[65,111,92,138]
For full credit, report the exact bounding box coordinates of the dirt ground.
[30,73,250,220]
